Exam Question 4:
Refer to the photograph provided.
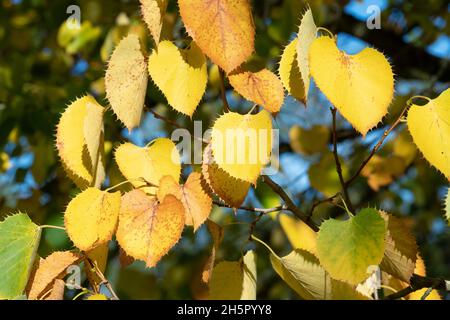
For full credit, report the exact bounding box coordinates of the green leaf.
[316,208,386,285]
[209,250,257,300]
[0,213,42,299]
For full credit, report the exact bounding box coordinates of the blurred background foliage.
[0,0,449,299]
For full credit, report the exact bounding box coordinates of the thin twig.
[261,175,318,231]
[213,200,287,214]
[330,107,354,213]
[383,274,449,300]
[308,192,340,220]
[85,257,119,300]
[345,104,410,188]
[219,68,231,112]
[146,106,183,129]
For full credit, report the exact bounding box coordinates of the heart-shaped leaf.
[316,208,386,285]
[211,111,273,184]
[310,36,394,135]
[407,89,450,178]
[148,41,207,117]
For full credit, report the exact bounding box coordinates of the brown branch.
[308,192,341,220]
[261,175,318,231]
[344,104,409,188]
[330,107,354,213]
[85,257,119,300]
[384,274,449,300]
[219,68,231,112]
[213,200,287,214]
[146,106,183,129]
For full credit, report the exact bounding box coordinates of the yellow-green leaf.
[211,111,273,184]
[309,36,394,135]
[289,125,329,155]
[308,153,349,197]
[114,138,181,194]
[209,251,257,300]
[148,40,207,117]
[140,0,168,44]
[316,208,386,285]
[0,213,41,299]
[116,190,185,268]
[279,213,317,256]
[296,7,317,101]
[279,38,305,102]
[64,188,121,251]
[105,34,148,131]
[178,0,255,73]
[229,68,285,113]
[407,89,450,178]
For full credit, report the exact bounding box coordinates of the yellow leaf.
[28,251,81,300]
[211,111,273,184]
[116,190,185,267]
[140,0,168,44]
[105,34,148,131]
[229,68,284,113]
[202,144,250,208]
[56,95,105,188]
[296,7,317,101]
[114,138,181,194]
[289,125,329,155]
[148,40,207,117]
[279,38,305,102]
[408,255,441,300]
[309,36,394,135]
[157,172,212,231]
[279,213,317,256]
[45,279,65,300]
[178,0,255,73]
[209,251,257,300]
[361,155,406,191]
[407,89,450,178]
[65,188,121,251]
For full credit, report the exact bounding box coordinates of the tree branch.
[261,175,318,231]
[344,104,409,188]
[146,106,183,129]
[383,274,449,300]
[213,200,287,214]
[330,107,354,213]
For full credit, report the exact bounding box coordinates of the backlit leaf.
[209,251,256,300]
[116,190,185,267]
[296,8,317,101]
[309,36,394,135]
[407,88,450,178]
[445,188,450,226]
[56,95,105,188]
[148,41,207,116]
[115,138,181,194]
[211,111,273,184]
[308,153,349,197]
[289,125,329,155]
[316,208,386,285]
[140,0,168,44]
[279,38,305,102]
[105,34,148,131]
[0,213,41,299]
[202,144,250,208]
[279,213,317,256]
[157,172,212,231]
[64,188,121,251]
[229,68,285,113]
[178,0,255,73]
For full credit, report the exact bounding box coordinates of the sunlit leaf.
[279,38,305,102]
[279,213,317,256]
[140,0,168,44]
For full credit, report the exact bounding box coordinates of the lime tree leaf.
[279,213,317,256]
[407,89,450,178]
[209,250,257,300]
[316,208,387,285]
[289,125,329,155]
[309,36,394,135]
[379,212,418,282]
[296,7,317,101]
[178,0,255,73]
[0,213,42,299]
[279,38,305,102]
[140,0,168,44]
